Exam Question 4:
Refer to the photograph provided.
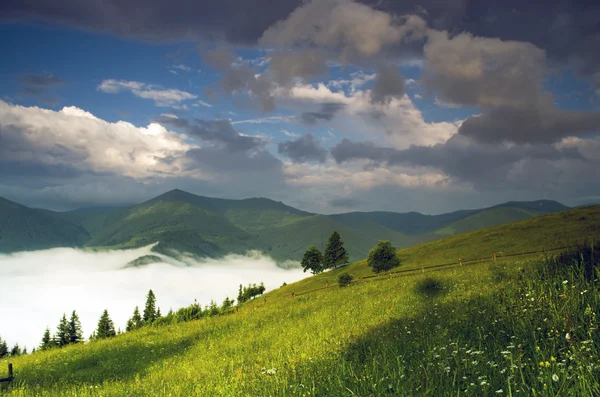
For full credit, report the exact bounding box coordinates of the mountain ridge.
[0,190,570,260]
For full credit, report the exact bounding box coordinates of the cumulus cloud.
[278,134,328,163]
[0,100,193,179]
[0,245,307,351]
[300,102,346,125]
[370,64,406,104]
[98,79,197,107]
[269,49,328,85]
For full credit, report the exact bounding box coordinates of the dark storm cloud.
[269,50,328,85]
[300,103,346,125]
[278,133,327,163]
[458,104,600,145]
[331,135,588,190]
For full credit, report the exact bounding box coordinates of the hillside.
[0,191,571,261]
[0,197,90,253]
[3,205,599,396]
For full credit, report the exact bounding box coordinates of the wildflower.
[496,389,504,394]
[563,280,568,285]
[565,333,571,340]
[552,374,559,382]
[550,356,556,362]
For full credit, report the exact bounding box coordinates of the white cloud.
[282,129,300,138]
[0,100,196,179]
[0,245,307,351]
[193,100,213,108]
[97,79,197,107]
[231,115,295,125]
[274,82,459,148]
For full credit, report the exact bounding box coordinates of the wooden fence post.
[326,281,329,289]
[458,257,463,267]
[291,291,295,299]
[493,252,497,262]
[8,364,12,380]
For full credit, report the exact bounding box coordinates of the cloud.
[330,134,597,192]
[260,0,427,61]
[269,49,328,85]
[194,100,213,108]
[97,79,197,107]
[422,29,547,108]
[458,103,600,144]
[278,134,328,163]
[231,116,295,125]
[300,102,346,125]
[18,73,66,104]
[370,64,406,104]
[0,245,307,351]
[0,100,193,180]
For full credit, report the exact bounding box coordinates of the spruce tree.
[126,306,143,332]
[10,343,21,356]
[0,336,8,358]
[237,284,243,304]
[143,289,157,324]
[67,310,84,344]
[301,246,324,274]
[323,231,349,269]
[95,309,116,339]
[40,328,53,350]
[55,313,70,347]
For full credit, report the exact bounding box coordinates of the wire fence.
[293,244,581,298]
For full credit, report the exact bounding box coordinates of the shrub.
[338,272,354,287]
[367,241,400,273]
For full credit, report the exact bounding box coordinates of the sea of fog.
[0,245,308,351]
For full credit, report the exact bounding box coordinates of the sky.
[0,246,307,351]
[1,0,600,214]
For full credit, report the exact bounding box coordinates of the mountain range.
[0,189,570,262]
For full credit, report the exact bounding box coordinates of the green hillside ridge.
[2,205,599,396]
[0,197,90,253]
[0,191,571,261]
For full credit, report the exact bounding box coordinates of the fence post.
[493,252,497,262]
[389,273,392,279]
[291,291,295,299]
[326,281,329,289]
[458,257,463,267]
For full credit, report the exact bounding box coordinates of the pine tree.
[67,310,84,344]
[143,289,157,324]
[95,309,116,339]
[55,313,70,347]
[156,307,162,318]
[0,336,8,358]
[323,231,349,269]
[10,343,21,356]
[126,306,143,331]
[301,246,324,274]
[40,328,53,350]
[237,284,243,304]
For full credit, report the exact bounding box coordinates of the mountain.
[0,197,90,253]
[0,191,570,261]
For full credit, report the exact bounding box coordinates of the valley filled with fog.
[0,245,307,351]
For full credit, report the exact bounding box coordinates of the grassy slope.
[2,205,599,396]
[0,197,90,253]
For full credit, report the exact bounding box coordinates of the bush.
[367,241,400,273]
[338,272,354,287]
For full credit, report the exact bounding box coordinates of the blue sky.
[1,1,600,213]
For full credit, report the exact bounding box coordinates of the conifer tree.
[156,307,162,318]
[40,328,53,350]
[126,306,143,332]
[143,289,157,324]
[237,284,243,304]
[55,313,70,347]
[67,310,84,344]
[323,231,349,270]
[95,309,116,339]
[10,343,21,356]
[0,336,8,358]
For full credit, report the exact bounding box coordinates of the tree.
[143,289,157,324]
[10,343,21,356]
[301,246,324,274]
[367,240,400,273]
[40,328,53,350]
[0,336,8,358]
[55,313,70,347]
[95,309,116,339]
[338,272,354,287]
[126,306,143,332]
[237,284,243,304]
[67,310,84,344]
[323,231,349,269]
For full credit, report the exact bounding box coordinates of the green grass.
[1,206,599,396]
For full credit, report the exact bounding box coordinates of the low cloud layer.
[0,246,307,351]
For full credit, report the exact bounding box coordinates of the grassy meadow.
[1,205,599,396]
